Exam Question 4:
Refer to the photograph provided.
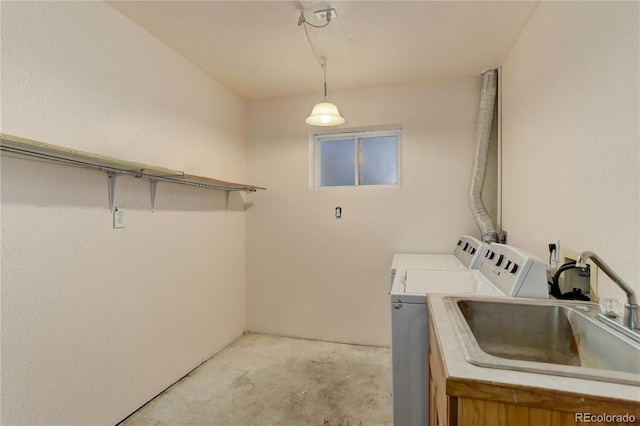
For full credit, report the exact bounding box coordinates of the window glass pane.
[320,138,355,187]
[359,136,397,185]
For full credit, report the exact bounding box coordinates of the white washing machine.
[390,243,549,426]
[389,236,488,290]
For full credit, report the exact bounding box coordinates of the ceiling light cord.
[299,13,325,66]
[297,10,331,93]
[322,62,328,101]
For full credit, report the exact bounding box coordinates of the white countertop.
[426,293,640,403]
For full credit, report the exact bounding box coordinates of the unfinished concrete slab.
[119,333,392,426]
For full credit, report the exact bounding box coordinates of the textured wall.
[246,78,497,346]
[1,2,248,424]
[501,1,639,300]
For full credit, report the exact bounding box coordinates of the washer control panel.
[479,243,548,299]
[453,235,488,269]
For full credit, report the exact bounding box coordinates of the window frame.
[310,128,402,190]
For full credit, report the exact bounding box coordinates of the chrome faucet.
[576,251,639,331]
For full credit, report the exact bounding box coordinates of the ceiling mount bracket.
[314,8,337,22]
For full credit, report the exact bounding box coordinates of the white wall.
[1,2,248,424]
[246,78,497,346]
[502,2,639,301]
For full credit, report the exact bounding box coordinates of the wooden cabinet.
[429,319,456,426]
[428,319,640,426]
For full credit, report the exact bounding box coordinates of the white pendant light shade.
[305,101,345,126]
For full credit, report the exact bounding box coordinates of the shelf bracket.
[108,172,121,212]
[150,179,158,212]
[225,190,231,211]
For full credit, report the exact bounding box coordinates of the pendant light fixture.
[298,8,345,127]
[305,61,345,126]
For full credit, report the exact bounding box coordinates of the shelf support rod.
[225,190,231,211]
[108,172,121,213]
[150,179,158,212]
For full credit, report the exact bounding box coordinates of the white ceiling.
[106,1,539,101]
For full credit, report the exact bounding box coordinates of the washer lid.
[391,269,503,303]
[393,254,465,272]
[404,270,503,296]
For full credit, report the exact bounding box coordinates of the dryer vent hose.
[468,69,498,243]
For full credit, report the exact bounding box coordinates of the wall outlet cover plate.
[113,208,126,228]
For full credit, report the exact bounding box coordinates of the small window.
[313,129,401,188]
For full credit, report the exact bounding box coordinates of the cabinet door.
[429,321,453,426]
[428,359,438,426]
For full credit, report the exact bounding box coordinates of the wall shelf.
[0,133,265,211]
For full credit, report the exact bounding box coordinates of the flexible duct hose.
[468,69,498,243]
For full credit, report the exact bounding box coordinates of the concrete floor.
[119,333,392,426]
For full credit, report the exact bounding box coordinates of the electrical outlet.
[113,208,126,229]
